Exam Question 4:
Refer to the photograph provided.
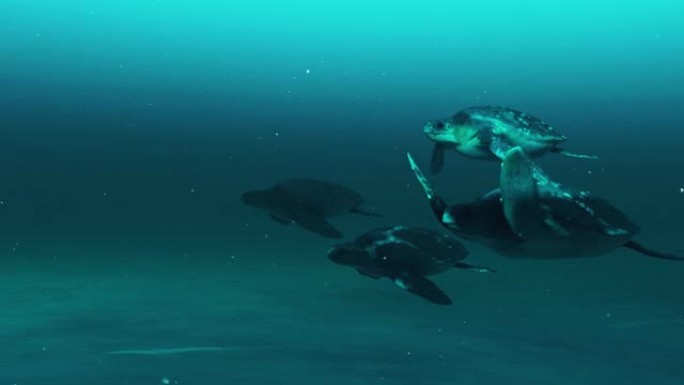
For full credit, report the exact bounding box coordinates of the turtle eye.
[434,121,445,129]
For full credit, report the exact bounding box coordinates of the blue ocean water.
[1,1,683,384]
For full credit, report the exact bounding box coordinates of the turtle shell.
[274,178,365,216]
[460,106,566,144]
[354,226,468,276]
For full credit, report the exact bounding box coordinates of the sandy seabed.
[1,242,683,385]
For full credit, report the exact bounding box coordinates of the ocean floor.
[1,242,683,385]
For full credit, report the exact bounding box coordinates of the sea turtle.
[241,178,381,239]
[406,152,683,261]
[327,225,495,305]
[499,146,683,260]
[423,105,597,174]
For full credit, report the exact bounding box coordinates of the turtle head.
[240,189,268,208]
[327,243,369,267]
[423,119,453,143]
[423,113,477,145]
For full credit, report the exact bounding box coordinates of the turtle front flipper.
[489,134,513,160]
[407,152,435,200]
[393,272,452,305]
[500,146,583,238]
[293,213,343,238]
[499,146,542,234]
[407,152,449,224]
[550,147,598,160]
[623,241,684,261]
[430,144,446,174]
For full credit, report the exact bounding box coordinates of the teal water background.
[1,1,683,384]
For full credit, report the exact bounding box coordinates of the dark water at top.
[1,1,683,384]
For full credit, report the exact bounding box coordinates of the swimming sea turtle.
[327,225,495,305]
[241,178,380,239]
[499,146,683,260]
[406,152,683,260]
[423,105,597,174]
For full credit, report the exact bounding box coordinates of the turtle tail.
[623,240,684,261]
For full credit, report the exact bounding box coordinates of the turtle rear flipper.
[430,144,446,175]
[551,147,598,159]
[623,241,684,261]
[453,262,497,273]
[350,207,383,217]
[269,214,292,225]
[393,272,452,305]
[356,268,383,279]
[293,213,343,239]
